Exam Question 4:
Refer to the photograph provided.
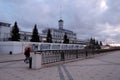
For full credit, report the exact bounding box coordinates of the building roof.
[59,28,73,33]
[58,19,63,22]
[42,27,75,35]
[0,22,11,27]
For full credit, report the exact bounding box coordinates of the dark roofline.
[0,22,11,27]
[59,28,73,33]
[43,27,76,34]
[58,19,63,22]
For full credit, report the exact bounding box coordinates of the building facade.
[0,22,11,41]
[0,20,82,44]
[19,31,48,42]
[19,31,32,41]
[42,19,77,43]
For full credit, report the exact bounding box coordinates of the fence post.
[76,50,78,58]
[85,51,88,58]
[32,52,42,69]
[61,52,65,61]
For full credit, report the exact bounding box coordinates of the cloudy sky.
[0,0,120,43]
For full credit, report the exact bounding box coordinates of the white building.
[19,31,44,42]
[42,19,77,43]
[19,31,32,41]
[0,20,84,44]
[0,22,11,41]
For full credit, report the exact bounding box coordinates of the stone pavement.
[0,54,24,63]
[0,51,120,80]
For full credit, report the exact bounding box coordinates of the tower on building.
[58,19,64,29]
[58,2,64,30]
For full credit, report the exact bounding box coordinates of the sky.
[0,0,120,44]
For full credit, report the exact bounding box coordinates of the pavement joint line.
[65,63,120,67]
[0,62,17,69]
[94,58,120,65]
[58,65,65,80]
[62,64,74,80]
[0,59,24,63]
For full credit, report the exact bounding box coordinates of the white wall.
[0,41,39,54]
[0,42,85,54]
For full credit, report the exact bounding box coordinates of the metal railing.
[30,48,120,69]
[36,49,95,64]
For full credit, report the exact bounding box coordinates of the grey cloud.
[0,0,120,43]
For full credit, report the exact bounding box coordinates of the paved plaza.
[0,51,120,80]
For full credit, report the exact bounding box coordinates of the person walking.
[24,48,30,63]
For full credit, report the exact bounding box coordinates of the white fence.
[38,43,85,50]
[0,42,85,54]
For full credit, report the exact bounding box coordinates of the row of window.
[52,30,76,39]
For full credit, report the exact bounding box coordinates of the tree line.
[85,38,103,49]
[10,21,69,43]
[10,21,103,47]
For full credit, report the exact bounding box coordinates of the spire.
[59,1,62,19]
[58,2,63,29]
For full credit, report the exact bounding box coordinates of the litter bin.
[9,51,12,55]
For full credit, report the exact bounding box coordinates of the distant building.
[0,22,11,41]
[42,19,77,43]
[19,31,32,41]
[0,20,87,44]
[19,31,48,42]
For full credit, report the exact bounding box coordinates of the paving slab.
[0,54,24,63]
[0,51,120,80]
